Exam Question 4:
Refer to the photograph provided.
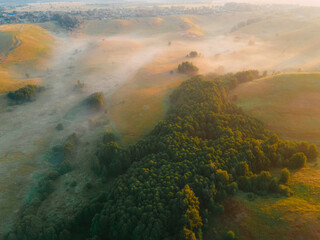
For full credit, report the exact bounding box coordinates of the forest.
[7,72,318,240]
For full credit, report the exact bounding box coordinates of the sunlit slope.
[0,24,54,92]
[231,73,320,145]
[233,15,320,72]
[81,16,204,39]
[108,43,192,145]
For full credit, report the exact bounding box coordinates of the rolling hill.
[231,73,320,146]
[0,24,54,92]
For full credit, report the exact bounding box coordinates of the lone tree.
[188,51,198,58]
[85,92,105,110]
[178,61,199,75]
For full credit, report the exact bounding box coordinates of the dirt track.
[0,25,23,64]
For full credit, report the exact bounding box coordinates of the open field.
[108,48,188,145]
[230,73,320,145]
[0,24,54,68]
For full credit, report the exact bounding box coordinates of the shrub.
[177,61,199,75]
[236,161,249,177]
[307,144,319,161]
[75,80,85,89]
[212,204,224,215]
[226,182,238,195]
[102,130,116,144]
[56,123,64,131]
[279,168,290,184]
[247,192,255,201]
[278,184,293,196]
[7,85,44,104]
[85,92,105,110]
[223,230,235,240]
[289,152,307,169]
[188,51,198,58]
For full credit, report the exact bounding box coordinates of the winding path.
[0,25,23,64]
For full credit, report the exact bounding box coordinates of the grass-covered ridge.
[230,73,320,145]
[0,24,54,93]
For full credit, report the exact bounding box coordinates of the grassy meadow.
[0,24,54,93]
[108,47,190,145]
[231,73,320,146]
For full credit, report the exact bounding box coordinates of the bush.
[247,192,256,201]
[226,182,238,195]
[102,130,116,144]
[7,85,44,104]
[188,51,198,58]
[289,152,307,169]
[56,123,64,131]
[236,161,249,177]
[223,230,235,240]
[177,61,199,75]
[278,184,293,196]
[75,80,85,89]
[85,92,105,110]
[279,168,290,184]
[307,144,318,161]
[212,204,224,215]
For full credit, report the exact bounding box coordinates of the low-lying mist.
[2,7,320,236]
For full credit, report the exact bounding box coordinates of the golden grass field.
[81,16,207,39]
[0,24,54,92]
[231,73,320,146]
[108,44,190,145]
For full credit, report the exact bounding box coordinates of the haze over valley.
[1,1,320,240]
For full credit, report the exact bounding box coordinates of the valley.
[1,2,320,239]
